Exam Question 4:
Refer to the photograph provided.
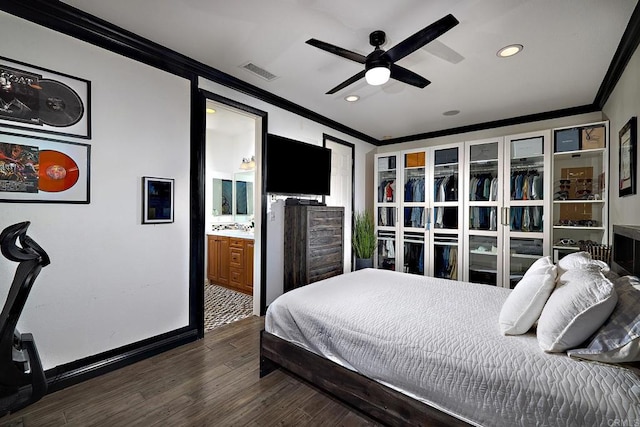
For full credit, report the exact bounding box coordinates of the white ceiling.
[61,0,638,142]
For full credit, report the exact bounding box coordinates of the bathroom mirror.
[234,171,254,218]
[212,178,233,216]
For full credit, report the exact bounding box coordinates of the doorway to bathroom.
[204,98,261,332]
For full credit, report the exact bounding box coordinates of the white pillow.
[499,265,557,335]
[523,256,554,277]
[568,275,640,363]
[557,251,609,283]
[537,266,618,352]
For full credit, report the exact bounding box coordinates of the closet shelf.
[552,226,605,231]
[469,249,498,256]
[552,199,604,204]
[553,147,606,159]
[510,253,540,259]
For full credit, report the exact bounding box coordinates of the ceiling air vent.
[240,62,278,82]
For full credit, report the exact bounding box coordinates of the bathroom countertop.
[207,230,254,239]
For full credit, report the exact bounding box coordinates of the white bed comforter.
[265,268,640,427]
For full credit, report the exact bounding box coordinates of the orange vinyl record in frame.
[0,131,90,203]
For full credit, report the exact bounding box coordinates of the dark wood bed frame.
[259,330,470,427]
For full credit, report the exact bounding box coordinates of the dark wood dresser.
[284,205,344,292]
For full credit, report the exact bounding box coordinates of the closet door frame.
[501,130,552,287]
[462,137,505,285]
[427,142,464,279]
[374,152,400,272]
[399,147,429,275]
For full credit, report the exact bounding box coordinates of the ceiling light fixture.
[206,108,216,114]
[344,95,360,102]
[365,65,391,86]
[365,55,391,86]
[497,44,523,58]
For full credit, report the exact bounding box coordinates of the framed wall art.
[619,116,637,197]
[142,177,174,224]
[0,131,90,203]
[0,56,91,139]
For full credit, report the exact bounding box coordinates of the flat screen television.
[265,134,332,196]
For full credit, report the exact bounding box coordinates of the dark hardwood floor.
[0,316,381,426]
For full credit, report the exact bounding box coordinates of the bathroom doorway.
[203,98,261,332]
[324,134,355,273]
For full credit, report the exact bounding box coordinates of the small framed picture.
[619,117,637,197]
[142,176,174,224]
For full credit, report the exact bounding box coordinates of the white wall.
[0,13,191,369]
[603,41,640,232]
[375,112,605,154]
[198,78,377,306]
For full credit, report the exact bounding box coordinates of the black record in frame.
[0,56,91,138]
[38,79,84,127]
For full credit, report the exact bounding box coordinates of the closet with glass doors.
[374,145,463,279]
[463,130,551,288]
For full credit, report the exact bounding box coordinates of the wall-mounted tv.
[265,134,332,196]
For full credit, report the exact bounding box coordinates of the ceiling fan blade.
[423,39,465,64]
[390,64,430,88]
[385,14,459,63]
[306,39,367,64]
[326,70,366,94]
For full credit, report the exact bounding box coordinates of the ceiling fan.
[306,14,459,94]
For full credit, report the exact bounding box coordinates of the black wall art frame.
[619,116,637,197]
[142,176,174,224]
[0,56,91,139]
[0,130,90,203]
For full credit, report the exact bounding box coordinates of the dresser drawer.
[230,247,244,268]
[230,268,243,286]
[230,238,245,248]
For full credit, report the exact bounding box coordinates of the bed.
[260,267,640,426]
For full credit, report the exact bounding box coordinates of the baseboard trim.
[44,327,198,393]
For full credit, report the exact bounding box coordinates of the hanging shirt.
[449,247,458,280]
[385,181,395,201]
[415,177,425,202]
[386,239,395,258]
[490,208,497,231]
[411,207,423,228]
[490,177,499,201]
[532,175,542,200]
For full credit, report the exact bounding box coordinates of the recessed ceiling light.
[497,44,523,58]
[344,95,360,102]
[206,108,216,114]
[443,110,460,116]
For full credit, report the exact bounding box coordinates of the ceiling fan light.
[365,66,391,86]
